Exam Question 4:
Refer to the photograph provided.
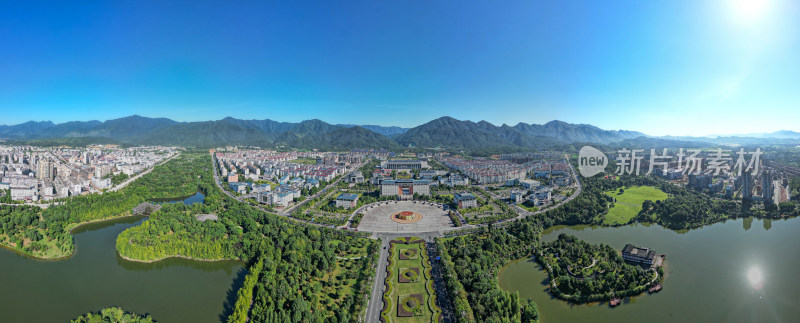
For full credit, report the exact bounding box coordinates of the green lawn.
[603,186,668,225]
[383,238,441,323]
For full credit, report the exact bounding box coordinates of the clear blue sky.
[1,1,798,136]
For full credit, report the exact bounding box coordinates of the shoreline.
[0,213,148,261]
[117,252,240,263]
[67,212,145,234]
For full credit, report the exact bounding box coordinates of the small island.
[537,234,663,304]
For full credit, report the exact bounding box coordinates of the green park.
[602,186,669,225]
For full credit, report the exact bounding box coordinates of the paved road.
[365,237,390,323]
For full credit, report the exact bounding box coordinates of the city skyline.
[2,1,799,136]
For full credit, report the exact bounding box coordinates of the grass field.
[382,238,441,323]
[603,186,668,225]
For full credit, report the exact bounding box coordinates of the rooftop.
[454,193,477,201]
[622,244,656,260]
[336,193,359,201]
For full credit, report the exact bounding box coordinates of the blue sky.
[1,1,798,136]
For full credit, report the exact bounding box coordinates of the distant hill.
[38,120,103,138]
[395,117,631,149]
[132,120,272,147]
[88,115,180,140]
[512,120,645,144]
[395,117,651,149]
[220,117,295,140]
[766,130,800,139]
[0,115,177,141]
[395,117,529,149]
[275,126,401,150]
[0,121,58,138]
[1,114,797,148]
[338,124,409,136]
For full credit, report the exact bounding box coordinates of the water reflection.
[115,251,242,273]
[748,267,764,290]
[149,192,205,205]
[743,217,753,231]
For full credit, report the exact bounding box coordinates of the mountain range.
[0,115,797,149]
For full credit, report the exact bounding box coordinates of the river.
[0,193,244,323]
[498,217,800,323]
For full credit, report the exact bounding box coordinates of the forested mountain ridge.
[0,114,735,149]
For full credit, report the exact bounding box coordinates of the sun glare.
[748,267,764,290]
[729,0,774,25]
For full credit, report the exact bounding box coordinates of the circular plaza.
[356,200,456,233]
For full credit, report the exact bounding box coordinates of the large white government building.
[380,179,431,199]
[380,159,429,170]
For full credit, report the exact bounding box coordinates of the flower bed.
[398,267,420,283]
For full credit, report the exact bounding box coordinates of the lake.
[0,193,244,323]
[498,217,800,323]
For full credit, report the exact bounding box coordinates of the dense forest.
[438,224,541,323]
[71,307,155,323]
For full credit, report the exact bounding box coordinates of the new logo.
[578,146,607,177]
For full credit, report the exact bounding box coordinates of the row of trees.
[228,256,265,323]
[71,307,155,323]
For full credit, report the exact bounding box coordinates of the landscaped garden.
[602,185,669,225]
[381,237,442,323]
[537,234,661,303]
